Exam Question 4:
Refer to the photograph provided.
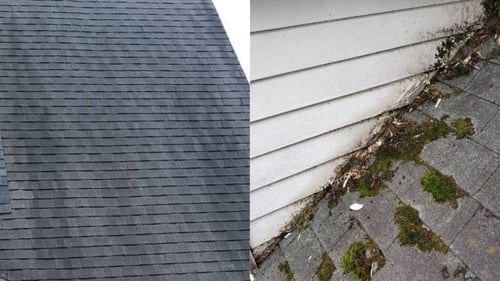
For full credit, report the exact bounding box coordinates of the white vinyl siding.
[250,0,483,248]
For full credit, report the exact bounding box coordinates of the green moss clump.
[421,167,464,208]
[341,241,366,281]
[357,157,394,197]
[394,204,449,253]
[354,118,450,197]
[369,157,394,181]
[357,174,383,198]
[451,118,475,139]
[422,118,451,142]
[379,118,449,162]
[316,252,335,281]
[278,261,295,281]
[341,237,385,281]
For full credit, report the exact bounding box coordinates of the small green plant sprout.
[421,167,464,208]
[394,204,449,253]
[316,252,335,281]
[278,261,295,281]
[450,117,475,138]
[341,237,385,281]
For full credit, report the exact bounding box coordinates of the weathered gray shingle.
[0,134,9,214]
[0,0,249,280]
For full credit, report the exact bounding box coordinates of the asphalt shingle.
[0,134,9,214]
[0,0,249,280]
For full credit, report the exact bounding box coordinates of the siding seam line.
[251,0,474,34]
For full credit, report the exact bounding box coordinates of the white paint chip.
[349,203,364,211]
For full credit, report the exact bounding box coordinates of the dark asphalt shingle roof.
[0,0,249,280]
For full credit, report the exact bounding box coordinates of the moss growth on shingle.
[316,252,335,281]
[394,204,449,253]
[377,118,449,162]
[421,167,464,208]
[353,117,450,197]
[357,174,383,198]
[423,118,452,142]
[341,241,367,281]
[357,156,394,197]
[278,261,295,281]
[450,117,475,139]
[341,236,385,281]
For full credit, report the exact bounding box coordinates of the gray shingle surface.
[0,134,9,214]
[0,0,249,280]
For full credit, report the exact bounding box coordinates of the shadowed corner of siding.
[429,1,493,70]
[430,10,498,81]
[482,0,500,19]
[418,1,484,43]
[398,16,483,107]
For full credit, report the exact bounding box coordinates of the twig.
[435,98,442,108]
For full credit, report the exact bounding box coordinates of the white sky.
[212,0,250,80]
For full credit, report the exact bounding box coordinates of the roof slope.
[0,0,249,280]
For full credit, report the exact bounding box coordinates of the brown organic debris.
[408,85,448,112]
[436,17,499,80]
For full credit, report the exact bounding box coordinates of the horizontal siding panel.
[250,117,380,189]
[251,76,425,157]
[250,199,307,248]
[251,0,482,80]
[250,157,345,221]
[251,39,442,121]
[251,0,462,32]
